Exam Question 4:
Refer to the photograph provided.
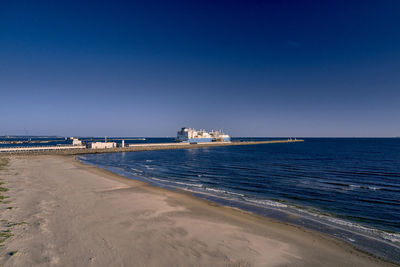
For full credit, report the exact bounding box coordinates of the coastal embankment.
[0,155,395,266]
[0,139,303,155]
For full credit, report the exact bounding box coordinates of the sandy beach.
[0,155,395,266]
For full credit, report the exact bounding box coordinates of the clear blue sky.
[1,1,399,137]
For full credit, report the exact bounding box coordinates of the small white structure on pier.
[66,137,82,146]
[87,142,117,149]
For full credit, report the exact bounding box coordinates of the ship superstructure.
[209,130,231,142]
[176,127,231,143]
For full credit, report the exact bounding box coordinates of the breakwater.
[0,139,303,155]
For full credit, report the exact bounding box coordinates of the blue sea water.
[77,138,400,263]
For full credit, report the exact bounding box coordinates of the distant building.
[66,137,82,146]
[87,142,117,149]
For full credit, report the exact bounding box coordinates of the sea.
[2,137,399,263]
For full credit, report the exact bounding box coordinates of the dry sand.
[0,155,395,266]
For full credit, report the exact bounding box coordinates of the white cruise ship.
[176,127,231,143]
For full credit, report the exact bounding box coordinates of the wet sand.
[0,155,395,266]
